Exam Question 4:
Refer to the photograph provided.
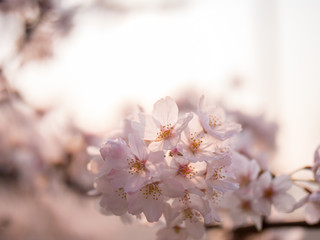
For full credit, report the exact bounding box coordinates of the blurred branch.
[206,221,320,239]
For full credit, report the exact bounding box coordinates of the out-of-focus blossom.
[231,151,260,194]
[231,111,278,170]
[294,190,320,225]
[222,191,263,230]
[304,191,320,224]
[254,172,295,215]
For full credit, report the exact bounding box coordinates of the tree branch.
[206,220,320,239]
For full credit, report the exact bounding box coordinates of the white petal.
[100,193,128,216]
[160,178,185,198]
[143,198,164,222]
[148,140,164,151]
[128,133,147,160]
[146,152,167,178]
[94,176,113,193]
[189,194,211,217]
[87,156,111,176]
[305,202,320,224]
[185,219,205,239]
[273,193,296,212]
[153,96,178,125]
[255,198,271,215]
[108,169,131,189]
[124,173,149,192]
[258,171,272,190]
[173,113,193,135]
[248,159,261,181]
[293,195,309,210]
[273,175,292,192]
[211,180,239,192]
[131,113,160,140]
[99,139,128,169]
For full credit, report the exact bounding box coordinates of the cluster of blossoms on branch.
[88,96,319,240]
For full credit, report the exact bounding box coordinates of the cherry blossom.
[205,157,238,193]
[177,114,216,162]
[127,181,166,222]
[197,95,241,141]
[254,172,296,215]
[101,134,167,192]
[95,176,128,216]
[87,95,306,240]
[231,151,260,194]
[132,96,192,151]
[223,192,263,230]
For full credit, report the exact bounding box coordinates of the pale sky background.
[1,1,320,238]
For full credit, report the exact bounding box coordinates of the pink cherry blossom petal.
[272,175,292,192]
[152,96,179,125]
[128,133,148,161]
[257,171,272,191]
[272,193,296,213]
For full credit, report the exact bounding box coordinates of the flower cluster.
[88,96,297,239]
[221,152,295,230]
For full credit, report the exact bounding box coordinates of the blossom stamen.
[189,132,203,154]
[179,192,192,205]
[210,167,226,180]
[140,183,162,200]
[115,188,127,200]
[183,208,201,223]
[212,191,224,205]
[156,124,174,141]
[127,158,145,175]
[177,164,197,178]
[209,114,222,128]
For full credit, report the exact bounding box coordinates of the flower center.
[128,157,145,175]
[264,187,274,198]
[241,200,251,211]
[239,175,250,187]
[183,208,201,222]
[209,114,222,128]
[215,145,230,154]
[179,192,192,205]
[173,226,182,234]
[177,164,196,178]
[115,188,127,200]
[140,183,162,200]
[210,167,226,180]
[189,132,203,153]
[156,124,174,141]
[212,191,224,205]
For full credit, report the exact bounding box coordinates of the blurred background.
[1,0,320,239]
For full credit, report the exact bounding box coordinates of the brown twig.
[206,220,320,239]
